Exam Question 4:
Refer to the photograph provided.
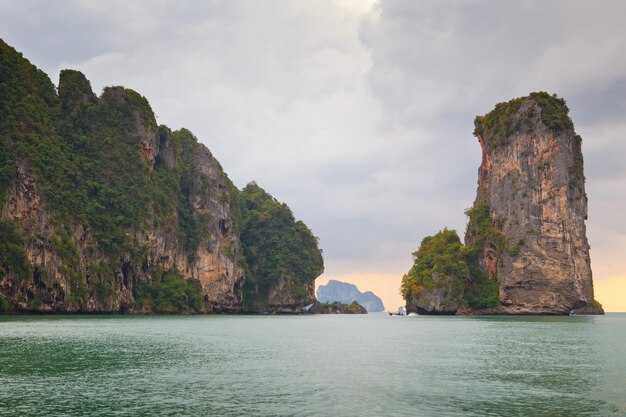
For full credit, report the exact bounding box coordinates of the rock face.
[0,39,320,314]
[470,93,602,314]
[309,301,367,314]
[401,93,603,315]
[316,280,384,312]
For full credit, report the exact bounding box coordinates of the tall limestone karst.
[0,39,322,313]
[402,92,603,315]
[469,92,601,314]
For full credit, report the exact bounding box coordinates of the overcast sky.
[2,0,625,310]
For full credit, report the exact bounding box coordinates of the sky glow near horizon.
[2,0,625,311]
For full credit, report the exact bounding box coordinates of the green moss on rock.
[402,206,506,312]
[474,92,574,150]
[0,220,32,283]
[240,182,323,311]
[58,69,97,114]
[0,295,9,312]
[133,269,203,313]
[401,228,468,305]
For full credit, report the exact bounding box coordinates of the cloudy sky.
[2,0,625,311]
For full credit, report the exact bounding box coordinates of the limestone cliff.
[0,39,320,314]
[402,93,603,315]
[468,92,602,314]
[0,45,244,312]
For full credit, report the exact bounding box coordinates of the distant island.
[317,280,384,312]
[401,93,604,316]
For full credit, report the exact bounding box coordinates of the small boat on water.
[388,307,405,316]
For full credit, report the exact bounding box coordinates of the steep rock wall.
[401,93,603,315]
[0,40,246,312]
[468,93,602,314]
[0,39,323,314]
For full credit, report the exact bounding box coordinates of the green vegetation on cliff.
[461,204,501,308]
[463,204,516,308]
[152,127,218,259]
[0,40,61,210]
[587,299,603,311]
[1,40,222,263]
[474,92,574,149]
[401,206,502,311]
[58,69,98,114]
[0,39,322,313]
[0,220,32,282]
[0,295,8,312]
[54,85,219,262]
[464,204,505,259]
[401,228,468,303]
[56,86,154,258]
[239,182,323,310]
[133,269,203,313]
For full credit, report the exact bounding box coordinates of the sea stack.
[467,92,602,314]
[402,92,603,315]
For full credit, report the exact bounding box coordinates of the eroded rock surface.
[468,93,603,314]
[402,93,603,315]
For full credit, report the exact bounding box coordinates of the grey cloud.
[361,0,626,129]
[0,1,111,68]
[568,79,626,126]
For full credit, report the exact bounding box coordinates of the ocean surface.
[1,313,624,417]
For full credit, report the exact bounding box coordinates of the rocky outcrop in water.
[309,300,367,314]
[0,39,322,314]
[402,93,603,315]
[407,272,464,315]
[316,280,384,312]
[469,93,602,315]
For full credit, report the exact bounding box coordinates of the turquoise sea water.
[1,313,624,417]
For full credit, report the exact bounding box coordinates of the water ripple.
[0,314,624,416]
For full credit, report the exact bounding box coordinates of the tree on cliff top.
[473,92,574,149]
